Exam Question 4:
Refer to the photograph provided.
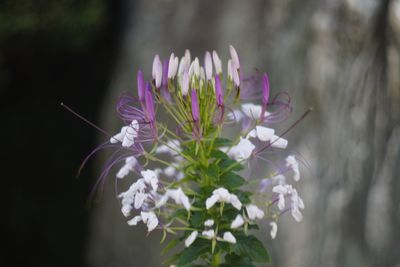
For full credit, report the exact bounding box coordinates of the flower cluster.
[100,45,304,266]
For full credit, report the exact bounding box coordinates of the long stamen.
[254,107,313,155]
[60,102,112,138]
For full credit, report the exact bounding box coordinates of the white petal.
[270,135,288,149]
[202,229,215,239]
[278,193,285,210]
[229,45,240,69]
[185,231,198,247]
[269,222,278,239]
[141,169,158,184]
[204,219,214,227]
[229,194,242,210]
[256,126,275,142]
[272,184,288,195]
[241,103,262,119]
[231,63,240,87]
[204,51,213,80]
[212,50,222,74]
[222,232,237,244]
[246,205,264,220]
[231,214,245,229]
[127,215,142,226]
[146,213,159,232]
[227,59,233,80]
[116,165,130,179]
[121,205,132,217]
[213,188,231,202]
[134,192,148,209]
[227,109,243,122]
[286,155,300,181]
[272,174,286,185]
[291,207,303,222]
[155,194,169,208]
[228,138,255,161]
[181,70,189,95]
[206,194,220,209]
[153,55,162,88]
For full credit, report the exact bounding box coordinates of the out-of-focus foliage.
[0,0,106,47]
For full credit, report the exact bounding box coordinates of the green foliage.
[166,131,271,266]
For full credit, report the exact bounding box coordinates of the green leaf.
[210,149,229,160]
[213,137,232,148]
[202,163,220,180]
[233,235,271,263]
[161,239,180,256]
[219,158,244,172]
[190,211,206,227]
[177,239,210,266]
[219,172,246,189]
[222,253,256,267]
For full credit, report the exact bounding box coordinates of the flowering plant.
[90,46,306,266]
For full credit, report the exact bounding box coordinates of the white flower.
[229,45,240,69]
[212,50,222,74]
[247,126,275,142]
[141,169,159,191]
[116,156,137,179]
[204,51,213,80]
[286,155,300,181]
[270,135,288,149]
[167,188,191,211]
[241,103,265,119]
[269,222,278,239]
[178,56,187,77]
[185,231,198,247]
[246,204,265,220]
[230,214,245,229]
[227,137,255,161]
[206,187,242,210]
[141,211,159,232]
[110,120,139,147]
[119,179,146,217]
[204,219,214,227]
[202,229,216,239]
[272,174,286,185]
[221,232,236,244]
[152,54,163,88]
[272,184,304,221]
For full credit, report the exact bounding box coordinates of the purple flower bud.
[191,89,200,122]
[215,75,223,107]
[145,82,155,122]
[262,73,270,107]
[212,51,222,74]
[162,59,169,88]
[137,70,145,102]
[204,51,213,80]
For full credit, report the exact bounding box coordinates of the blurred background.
[1,0,400,267]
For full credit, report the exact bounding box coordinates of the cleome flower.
[82,45,308,266]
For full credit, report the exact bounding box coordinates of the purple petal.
[145,82,155,122]
[191,89,200,122]
[137,70,145,102]
[262,73,270,107]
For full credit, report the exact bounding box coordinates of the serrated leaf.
[233,235,270,263]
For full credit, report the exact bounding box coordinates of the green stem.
[211,252,221,267]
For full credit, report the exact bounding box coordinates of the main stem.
[211,252,221,267]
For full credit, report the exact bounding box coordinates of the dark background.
[0,1,124,266]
